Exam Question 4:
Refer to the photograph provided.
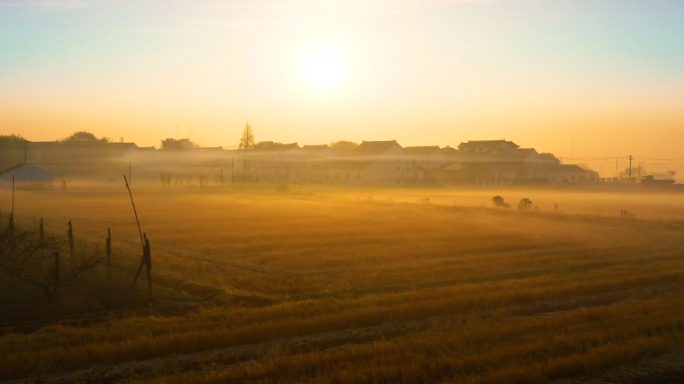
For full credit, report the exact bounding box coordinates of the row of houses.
[193,139,586,186]
[1,139,588,187]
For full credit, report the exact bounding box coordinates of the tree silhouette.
[160,138,198,150]
[0,135,27,166]
[253,141,286,151]
[59,131,111,146]
[239,121,255,150]
[491,196,505,207]
[518,198,533,210]
[329,140,358,149]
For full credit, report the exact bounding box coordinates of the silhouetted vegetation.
[160,138,199,150]
[0,134,27,166]
[491,195,510,208]
[329,140,358,149]
[59,131,112,146]
[239,121,255,150]
[253,141,293,151]
[518,197,533,209]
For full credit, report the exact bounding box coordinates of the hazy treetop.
[329,140,358,149]
[239,122,255,150]
[0,134,26,148]
[59,131,112,146]
[160,138,199,150]
[253,141,299,151]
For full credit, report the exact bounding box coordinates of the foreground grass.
[1,188,684,382]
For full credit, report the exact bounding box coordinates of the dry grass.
[1,187,684,382]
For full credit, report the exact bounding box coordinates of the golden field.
[2,185,684,383]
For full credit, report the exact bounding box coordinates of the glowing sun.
[302,49,344,89]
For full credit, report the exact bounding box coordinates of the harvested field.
[2,186,684,383]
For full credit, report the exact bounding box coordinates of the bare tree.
[239,121,255,150]
[0,226,105,303]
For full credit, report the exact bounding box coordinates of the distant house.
[349,140,416,184]
[301,145,336,158]
[351,140,406,159]
[544,164,587,183]
[404,146,447,183]
[405,146,447,167]
[457,140,520,155]
[440,146,458,158]
[319,160,376,184]
[309,140,416,184]
[439,163,518,187]
[0,164,54,189]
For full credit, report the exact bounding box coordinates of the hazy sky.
[1,0,683,173]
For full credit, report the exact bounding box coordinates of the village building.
[404,146,448,183]
[0,164,54,189]
[301,144,336,158]
[13,135,586,187]
[311,141,421,184]
[440,146,459,158]
[544,164,587,183]
[238,143,305,183]
[457,140,519,157]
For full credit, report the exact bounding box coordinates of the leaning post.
[106,228,112,279]
[144,233,152,301]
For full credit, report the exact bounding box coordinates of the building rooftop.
[404,146,441,155]
[351,140,402,156]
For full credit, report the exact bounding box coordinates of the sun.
[302,49,344,89]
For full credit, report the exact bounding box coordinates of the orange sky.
[1,0,683,177]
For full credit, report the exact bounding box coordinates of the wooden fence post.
[8,213,14,235]
[144,233,152,301]
[9,213,14,250]
[39,218,44,244]
[106,228,111,279]
[67,220,74,259]
[54,251,60,297]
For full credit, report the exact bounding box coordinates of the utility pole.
[616,158,618,178]
[128,160,132,185]
[629,155,633,181]
[24,140,28,164]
